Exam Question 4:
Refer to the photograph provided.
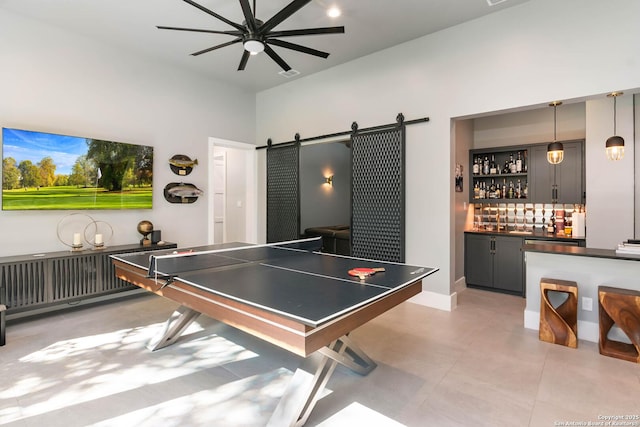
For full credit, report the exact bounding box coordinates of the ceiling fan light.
[244,39,264,54]
[327,7,341,18]
[605,136,625,161]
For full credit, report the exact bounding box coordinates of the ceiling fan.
[158,0,345,72]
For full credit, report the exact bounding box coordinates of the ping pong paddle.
[348,267,385,280]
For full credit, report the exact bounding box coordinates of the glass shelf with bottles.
[470,148,529,202]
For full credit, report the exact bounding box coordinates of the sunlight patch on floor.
[4,321,259,422]
[91,368,294,427]
[317,401,406,426]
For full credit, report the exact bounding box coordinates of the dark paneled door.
[350,126,405,262]
[266,143,300,243]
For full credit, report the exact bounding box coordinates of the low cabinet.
[0,242,176,318]
[465,233,524,296]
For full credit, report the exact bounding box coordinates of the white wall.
[256,0,640,306]
[0,9,255,256]
[453,119,473,283]
[585,95,635,249]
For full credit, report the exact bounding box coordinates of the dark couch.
[304,225,350,256]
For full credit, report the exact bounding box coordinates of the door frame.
[208,137,258,244]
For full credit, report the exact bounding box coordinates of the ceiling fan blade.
[261,0,312,34]
[238,0,257,32]
[191,38,242,56]
[238,50,251,71]
[263,44,291,71]
[267,26,345,38]
[181,0,245,32]
[157,26,242,36]
[267,39,329,58]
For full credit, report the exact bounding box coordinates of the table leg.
[147,306,201,351]
[267,335,376,427]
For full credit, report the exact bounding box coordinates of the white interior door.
[213,151,226,244]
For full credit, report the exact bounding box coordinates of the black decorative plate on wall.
[163,182,203,204]
[169,154,198,176]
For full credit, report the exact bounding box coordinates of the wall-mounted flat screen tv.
[2,127,153,210]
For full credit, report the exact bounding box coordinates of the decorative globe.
[137,220,153,237]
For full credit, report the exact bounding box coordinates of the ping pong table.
[111,237,437,426]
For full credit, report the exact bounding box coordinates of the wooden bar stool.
[598,286,640,364]
[539,278,578,348]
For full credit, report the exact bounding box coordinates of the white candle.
[73,233,81,246]
[95,233,103,245]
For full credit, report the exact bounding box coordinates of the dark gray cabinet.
[0,242,176,317]
[529,140,584,204]
[465,233,524,296]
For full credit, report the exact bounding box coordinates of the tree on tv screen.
[86,139,152,191]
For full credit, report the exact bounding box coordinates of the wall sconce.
[547,101,564,165]
[324,175,333,186]
[605,91,625,161]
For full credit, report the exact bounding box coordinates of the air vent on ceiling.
[486,0,509,5]
[278,69,301,78]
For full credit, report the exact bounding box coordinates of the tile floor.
[1,288,639,427]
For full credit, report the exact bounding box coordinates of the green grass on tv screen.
[2,186,152,210]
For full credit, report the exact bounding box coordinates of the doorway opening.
[208,137,258,245]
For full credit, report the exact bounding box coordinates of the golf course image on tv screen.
[2,127,153,210]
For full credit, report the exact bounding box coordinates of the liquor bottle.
[483,156,489,175]
[473,157,479,175]
[494,184,501,199]
[516,152,523,173]
[508,181,514,199]
[489,155,497,175]
[474,181,480,199]
[479,182,486,199]
[516,179,522,198]
[510,154,517,173]
[489,178,497,198]
[502,160,510,174]
[523,181,528,199]
[502,179,507,199]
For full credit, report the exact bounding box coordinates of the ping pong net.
[147,237,323,288]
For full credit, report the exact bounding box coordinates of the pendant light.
[547,101,564,164]
[605,92,625,161]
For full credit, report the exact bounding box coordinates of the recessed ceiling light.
[327,6,341,18]
[486,0,509,5]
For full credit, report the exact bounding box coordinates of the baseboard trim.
[524,309,599,343]
[454,276,467,294]
[410,290,457,312]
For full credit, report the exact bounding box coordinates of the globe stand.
[71,243,84,252]
[138,220,154,246]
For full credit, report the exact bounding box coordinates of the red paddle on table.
[348,267,385,280]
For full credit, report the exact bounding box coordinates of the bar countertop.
[464,228,585,244]
[522,242,640,261]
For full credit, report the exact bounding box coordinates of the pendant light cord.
[553,104,557,141]
[613,95,618,135]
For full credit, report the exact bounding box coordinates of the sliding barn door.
[351,126,405,262]
[266,143,300,243]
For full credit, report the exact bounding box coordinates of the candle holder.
[57,213,94,252]
[84,220,113,250]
